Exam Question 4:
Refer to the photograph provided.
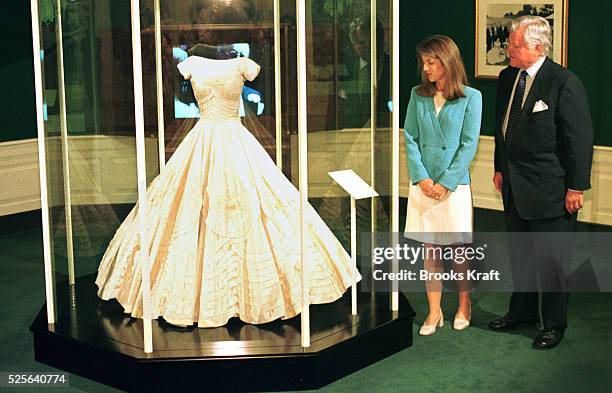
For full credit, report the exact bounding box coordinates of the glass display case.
[30,0,412,390]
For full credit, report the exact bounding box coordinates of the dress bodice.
[177,56,260,121]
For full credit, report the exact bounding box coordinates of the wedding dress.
[95,55,360,327]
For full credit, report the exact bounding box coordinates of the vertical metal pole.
[273,0,283,170]
[391,0,400,311]
[333,1,340,130]
[370,0,378,293]
[370,0,377,203]
[89,0,100,133]
[351,196,357,315]
[55,0,76,287]
[130,0,153,353]
[154,0,166,171]
[31,0,56,325]
[296,0,310,348]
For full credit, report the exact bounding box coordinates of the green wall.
[400,0,612,146]
[2,1,611,145]
[0,3,36,143]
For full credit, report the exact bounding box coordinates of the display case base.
[31,274,415,392]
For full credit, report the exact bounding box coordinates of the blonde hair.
[416,35,467,100]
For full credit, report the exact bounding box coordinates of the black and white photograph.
[476,0,567,78]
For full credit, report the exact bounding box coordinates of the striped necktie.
[504,70,528,146]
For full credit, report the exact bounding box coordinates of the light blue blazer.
[404,85,482,191]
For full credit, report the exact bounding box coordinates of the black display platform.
[31,274,415,392]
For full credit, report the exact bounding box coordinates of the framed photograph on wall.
[475,0,568,79]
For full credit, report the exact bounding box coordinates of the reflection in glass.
[306,1,393,250]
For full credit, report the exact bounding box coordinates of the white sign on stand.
[329,170,378,315]
[329,170,379,200]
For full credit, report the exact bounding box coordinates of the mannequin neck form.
[188,43,240,59]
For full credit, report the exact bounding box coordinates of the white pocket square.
[532,100,549,113]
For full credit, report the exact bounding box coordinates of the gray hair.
[508,15,552,56]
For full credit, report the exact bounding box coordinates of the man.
[490,16,593,350]
[341,15,391,129]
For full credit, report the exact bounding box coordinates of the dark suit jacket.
[342,52,391,128]
[494,58,594,220]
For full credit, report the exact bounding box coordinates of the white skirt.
[404,183,473,245]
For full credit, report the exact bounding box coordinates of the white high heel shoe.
[419,312,444,336]
[453,310,471,331]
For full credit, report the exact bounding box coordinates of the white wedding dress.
[95,56,360,328]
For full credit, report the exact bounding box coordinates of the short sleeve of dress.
[239,57,261,81]
[177,57,193,80]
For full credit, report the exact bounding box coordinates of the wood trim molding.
[0,136,158,216]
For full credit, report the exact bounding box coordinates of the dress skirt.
[95,119,360,328]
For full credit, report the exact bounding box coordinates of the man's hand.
[418,179,434,197]
[566,189,584,214]
[429,183,449,200]
[493,172,503,193]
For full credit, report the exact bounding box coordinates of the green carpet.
[1,228,611,393]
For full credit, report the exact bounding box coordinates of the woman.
[403,35,482,335]
[486,38,507,65]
